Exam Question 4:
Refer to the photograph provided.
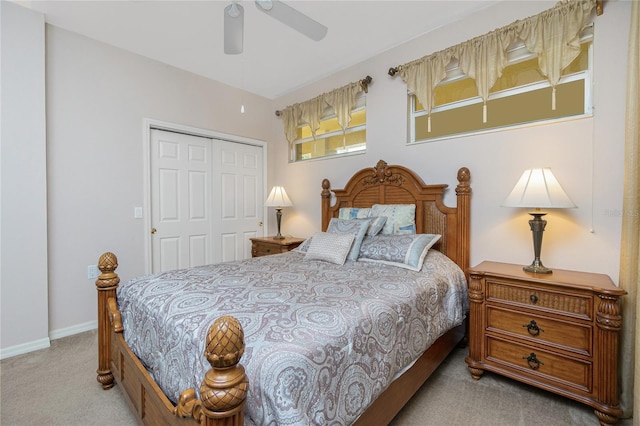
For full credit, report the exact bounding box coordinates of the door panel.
[212,140,264,263]
[151,130,211,273]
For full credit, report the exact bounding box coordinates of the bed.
[94,160,472,425]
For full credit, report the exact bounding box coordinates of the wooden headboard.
[321,160,471,275]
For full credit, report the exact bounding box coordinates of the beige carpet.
[0,330,632,426]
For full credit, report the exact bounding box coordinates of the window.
[292,94,366,162]
[409,31,592,143]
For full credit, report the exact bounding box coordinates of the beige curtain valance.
[391,0,598,127]
[277,76,372,145]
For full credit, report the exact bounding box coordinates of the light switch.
[134,207,143,219]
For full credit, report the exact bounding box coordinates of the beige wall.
[1,1,50,356]
[43,25,274,339]
[271,1,630,284]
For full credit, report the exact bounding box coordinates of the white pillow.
[304,232,355,265]
[370,204,416,235]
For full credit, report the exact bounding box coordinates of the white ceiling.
[22,0,504,99]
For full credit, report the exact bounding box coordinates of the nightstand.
[250,236,305,257]
[465,261,626,426]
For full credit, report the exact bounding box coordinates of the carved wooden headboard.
[321,160,471,274]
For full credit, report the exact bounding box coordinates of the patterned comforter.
[117,249,468,425]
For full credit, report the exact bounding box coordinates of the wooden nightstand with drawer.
[250,236,305,257]
[465,261,626,426]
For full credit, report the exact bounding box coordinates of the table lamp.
[264,186,293,240]
[502,168,575,274]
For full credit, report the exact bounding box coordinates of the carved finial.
[98,252,118,273]
[362,160,404,186]
[199,316,249,419]
[204,316,245,367]
[321,178,331,198]
[456,167,471,195]
[374,160,391,182]
[96,252,119,289]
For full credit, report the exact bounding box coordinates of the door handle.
[151,228,157,234]
[258,221,264,227]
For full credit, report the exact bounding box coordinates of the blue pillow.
[358,234,441,271]
[327,218,371,261]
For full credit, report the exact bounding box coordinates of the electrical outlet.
[88,265,100,280]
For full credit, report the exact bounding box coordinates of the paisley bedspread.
[117,249,468,425]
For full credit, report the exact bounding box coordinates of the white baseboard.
[0,321,98,360]
[49,320,98,340]
[0,337,50,360]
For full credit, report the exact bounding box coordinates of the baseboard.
[49,320,98,340]
[0,321,98,360]
[0,337,50,360]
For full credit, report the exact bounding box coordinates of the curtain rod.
[275,76,372,117]
[387,0,604,77]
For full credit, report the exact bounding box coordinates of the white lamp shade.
[502,168,575,209]
[264,186,293,208]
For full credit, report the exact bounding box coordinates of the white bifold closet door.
[150,129,264,273]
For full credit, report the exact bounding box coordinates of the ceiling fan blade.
[224,2,244,55]
[255,0,328,42]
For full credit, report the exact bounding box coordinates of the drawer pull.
[523,320,544,336]
[523,352,544,370]
[530,294,538,304]
[266,248,271,252]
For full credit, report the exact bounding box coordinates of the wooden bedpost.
[176,315,249,425]
[321,178,332,231]
[95,252,120,389]
[455,167,471,279]
[200,315,249,425]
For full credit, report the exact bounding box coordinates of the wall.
[271,0,630,284]
[0,2,50,357]
[42,26,272,342]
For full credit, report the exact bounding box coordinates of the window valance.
[389,0,599,124]
[276,76,372,145]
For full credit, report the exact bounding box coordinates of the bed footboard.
[95,253,249,426]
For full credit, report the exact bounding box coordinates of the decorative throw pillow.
[304,232,355,265]
[358,234,441,271]
[394,222,417,235]
[327,218,371,261]
[338,207,371,220]
[370,204,416,235]
[293,236,312,253]
[338,208,387,236]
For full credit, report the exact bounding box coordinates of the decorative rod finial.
[359,76,373,93]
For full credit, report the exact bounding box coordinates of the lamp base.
[524,212,553,274]
[273,208,284,240]
[523,262,552,274]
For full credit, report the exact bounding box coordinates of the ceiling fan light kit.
[224,2,244,54]
[224,0,328,55]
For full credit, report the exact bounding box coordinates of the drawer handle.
[523,352,544,370]
[266,248,271,252]
[523,320,544,336]
[530,294,538,304]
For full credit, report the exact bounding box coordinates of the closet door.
[150,130,213,272]
[150,129,264,273]
[212,140,264,263]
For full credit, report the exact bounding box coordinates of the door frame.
[142,118,268,274]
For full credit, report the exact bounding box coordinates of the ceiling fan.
[224,0,328,55]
